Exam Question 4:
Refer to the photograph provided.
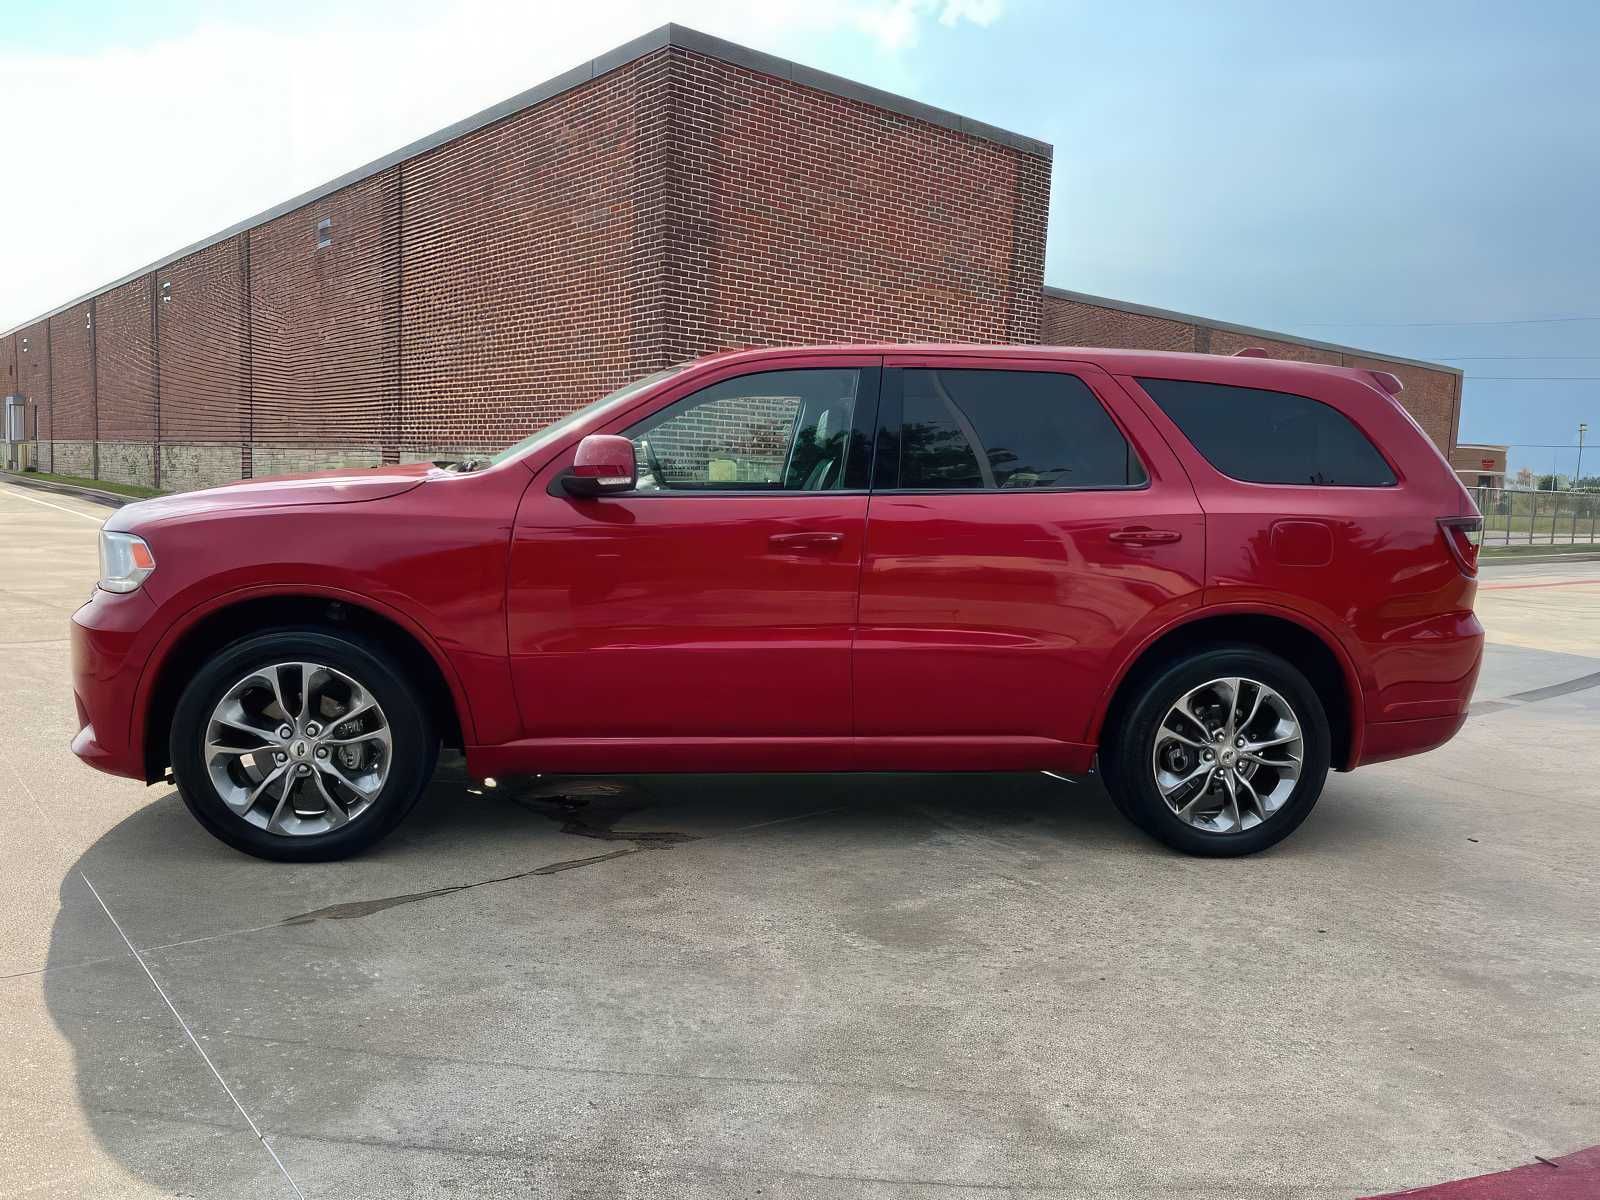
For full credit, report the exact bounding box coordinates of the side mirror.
[562,434,637,498]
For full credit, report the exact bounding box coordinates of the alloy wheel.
[203,661,392,836]
[1150,676,1304,834]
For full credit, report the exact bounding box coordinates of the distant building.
[1040,289,1462,457]
[2,25,1462,492]
[1450,443,1508,490]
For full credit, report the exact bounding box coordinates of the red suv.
[70,345,1484,861]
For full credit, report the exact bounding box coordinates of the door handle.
[1109,526,1182,546]
[769,531,844,553]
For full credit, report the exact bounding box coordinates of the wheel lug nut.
[274,751,287,764]
[298,764,311,775]
[315,746,328,758]
[278,726,293,740]
[306,723,320,737]
[1236,737,1245,747]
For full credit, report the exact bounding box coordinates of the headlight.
[98,531,156,594]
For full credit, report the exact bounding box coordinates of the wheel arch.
[1093,607,1364,771]
[138,589,471,783]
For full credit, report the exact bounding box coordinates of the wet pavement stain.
[277,778,699,926]
[530,846,644,874]
[281,880,505,925]
[509,777,702,848]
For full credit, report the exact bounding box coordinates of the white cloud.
[0,0,1001,332]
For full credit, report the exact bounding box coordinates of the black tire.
[170,627,438,862]
[1102,646,1330,857]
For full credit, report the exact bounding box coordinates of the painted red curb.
[1362,1145,1600,1198]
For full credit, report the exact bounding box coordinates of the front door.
[507,359,881,765]
[853,356,1205,763]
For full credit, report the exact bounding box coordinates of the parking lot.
[2,479,1596,1200]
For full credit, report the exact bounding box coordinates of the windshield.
[484,366,688,467]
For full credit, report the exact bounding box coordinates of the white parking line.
[0,485,106,525]
[80,874,307,1200]
[0,745,305,1199]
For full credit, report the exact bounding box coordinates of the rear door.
[853,356,1205,755]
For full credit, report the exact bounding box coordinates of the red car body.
[70,345,1483,794]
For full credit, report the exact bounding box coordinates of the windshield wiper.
[436,456,491,473]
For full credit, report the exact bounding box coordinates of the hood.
[106,463,436,530]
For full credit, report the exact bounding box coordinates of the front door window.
[624,368,867,491]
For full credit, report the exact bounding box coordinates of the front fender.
[128,581,487,768]
[115,474,530,768]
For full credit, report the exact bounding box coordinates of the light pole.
[1578,422,1588,487]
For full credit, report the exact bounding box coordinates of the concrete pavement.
[2,481,1596,1199]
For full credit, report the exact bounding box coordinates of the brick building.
[1449,443,1507,489]
[2,25,1458,493]
[1040,289,1463,456]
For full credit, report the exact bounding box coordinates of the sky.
[4,0,1598,479]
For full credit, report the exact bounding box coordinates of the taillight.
[1438,516,1481,577]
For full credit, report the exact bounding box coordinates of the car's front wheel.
[1103,647,1331,856]
[170,628,437,861]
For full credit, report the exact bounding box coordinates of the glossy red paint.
[505,351,879,767]
[69,343,1482,786]
[1362,1143,1600,1199]
[853,355,1204,764]
[1116,354,1482,764]
[568,434,638,491]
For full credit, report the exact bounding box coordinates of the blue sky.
[5,1,1597,477]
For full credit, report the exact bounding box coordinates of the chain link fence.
[1470,486,1600,546]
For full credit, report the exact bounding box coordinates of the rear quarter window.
[1138,378,1396,486]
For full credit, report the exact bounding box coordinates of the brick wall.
[48,306,95,441]
[1205,326,1340,366]
[46,306,95,476]
[400,54,671,451]
[91,279,158,486]
[1040,297,1196,353]
[666,49,1049,357]
[2,335,16,403]
[1341,353,1460,456]
[1040,292,1461,453]
[251,169,400,449]
[156,236,248,443]
[95,278,157,442]
[1449,445,1505,475]
[17,322,50,459]
[6,33,1050,490]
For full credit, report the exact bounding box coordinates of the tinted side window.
[898,382,985,489]
[1139,378,1396,486]
[624,369,864,491]
[896,368,1145,490]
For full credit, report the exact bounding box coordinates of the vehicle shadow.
[41,762,1388,1195]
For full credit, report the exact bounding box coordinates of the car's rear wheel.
[1103,647,1330,856]
[170,628,437,861]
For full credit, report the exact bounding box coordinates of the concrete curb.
[0,472,134,509]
